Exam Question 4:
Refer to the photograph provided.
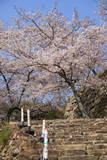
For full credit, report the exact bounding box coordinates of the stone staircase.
[1,119,107,160]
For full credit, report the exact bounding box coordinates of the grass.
[0,123,12,146]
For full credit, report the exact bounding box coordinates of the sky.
[0,0,99,25]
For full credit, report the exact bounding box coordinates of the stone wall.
[64,87,107,119]
[1,119,107,159]
[64,97,80,119]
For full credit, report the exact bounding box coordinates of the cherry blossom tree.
[99,0,107,21]
[0,8,107,118]
[0,55,34,120]
[0,25,62,120]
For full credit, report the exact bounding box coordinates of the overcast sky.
[0,0,99,25]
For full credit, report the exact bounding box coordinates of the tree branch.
[17,69,34,107]
[0,70,13,104]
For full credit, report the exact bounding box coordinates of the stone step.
[4,119,107,160]
[11,119,107,127]
[32,125,107,132]
[57,155,99,160]
[48,149,87,156]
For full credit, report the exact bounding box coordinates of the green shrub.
[0,123,12,146]
[44,109,64,120]
[31,108,64,120]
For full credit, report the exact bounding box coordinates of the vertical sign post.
[21,107,24,126]
[43,128,48,160]
[42,120,46,138]
[27,109,31,130]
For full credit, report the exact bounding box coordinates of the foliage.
[8,100,64,120]
[0,123,12,146]
[46,109,64,119]
[29,102,64,120]
[32,108,64,120]
[20,100,35,109]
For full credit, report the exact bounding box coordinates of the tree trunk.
[71,85,90,118]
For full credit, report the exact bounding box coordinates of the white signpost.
[21,107,24,126]
[27,109,31,129]
[42,120,46,138]
[43,147,48,160]
[43,128,48,160]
